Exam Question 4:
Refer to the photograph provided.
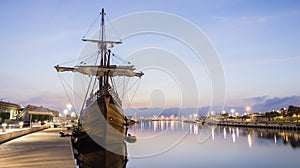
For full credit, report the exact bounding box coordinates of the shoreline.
[207,121,300,131]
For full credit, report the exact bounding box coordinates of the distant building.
[0,101,60,123]
[20,105,60,123]
[250,114,268,122]
[0,101,22,120]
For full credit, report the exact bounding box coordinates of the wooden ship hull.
[80,86,127,145]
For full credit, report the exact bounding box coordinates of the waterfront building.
[19,105,60,123]
[0,101,60,124]
[0,101,22,121]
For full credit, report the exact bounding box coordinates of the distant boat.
[55,8,143,167]
[128,112,138,124]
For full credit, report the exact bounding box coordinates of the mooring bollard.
[19,122,24,129]
[2,123,7,132]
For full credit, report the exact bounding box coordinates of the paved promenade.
[0,128,76,168]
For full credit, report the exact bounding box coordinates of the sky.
[0,0,300,115]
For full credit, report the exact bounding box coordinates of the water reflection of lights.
[161,121,165,130]
[130,122,300,150]
[153,121,158,132]
[193,124,198,135]
[232,130,236,143]
[170,121,175,131]
[248,134,252,148]
[212,128,215,141]
[141,121,145,131]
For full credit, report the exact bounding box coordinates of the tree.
[0,112,10,121]
[287,105,300,122]
[280,108,287,116]
[265,111,280,122]
[220,111,229,121]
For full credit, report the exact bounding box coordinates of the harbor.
[0,119,299,167]
[1,1,300,167]
[215,121,300,131]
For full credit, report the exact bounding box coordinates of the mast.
[55,8,144,90]
[99,8,105,91]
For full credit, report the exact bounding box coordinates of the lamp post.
[230,109,235,117]
[2,123,7,132]
[246,106,251,114]
[64,109,69,116]
[63,109,69,128]
[67,104,72,111]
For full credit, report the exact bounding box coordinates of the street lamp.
[67,104,72,110]
[246,106,251,114]
[64,109,69,116]
[231,109,235,116]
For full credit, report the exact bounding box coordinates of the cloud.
[251,96,300,112]
[224,56,299,68]
[126,96,300,117]
[245,96,268,103]
[15,92,67,112]
[252,56,299,65]
[209,10,300,29]
[210,15,267,28]
[227,96,300,113]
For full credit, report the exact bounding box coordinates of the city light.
[246,106,251,113]
[67,104,72,110]
[64,109,69,115]
[231,109,235,116]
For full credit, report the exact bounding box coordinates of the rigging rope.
[78,51,99,65]
[58,74,83,102]
[106,14,122,41]
[126,79,142,109]
[57,74,82,112]
[83,13,101,38]
[80,75,94,115]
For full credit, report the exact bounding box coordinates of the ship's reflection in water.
[77,143,127,168]
[72,130,128,168]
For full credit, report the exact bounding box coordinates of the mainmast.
[55,8,144,83]
[99,8,105,91]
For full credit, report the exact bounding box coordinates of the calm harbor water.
[126,120,300,168]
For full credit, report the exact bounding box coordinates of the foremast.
[55,8,144,95]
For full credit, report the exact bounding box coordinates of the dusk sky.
[1,0,300,115]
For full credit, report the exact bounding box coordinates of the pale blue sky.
[0,0,299,113]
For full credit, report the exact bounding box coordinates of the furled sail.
[82,38,122,48]
[54,65,144,77]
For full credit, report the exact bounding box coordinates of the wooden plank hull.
[79,96,127,147]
